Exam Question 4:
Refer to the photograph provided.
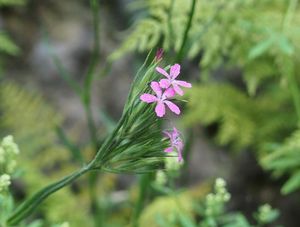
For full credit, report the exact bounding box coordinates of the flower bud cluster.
[256,204,279,224]
[204,178,231,217]
[0,135,19,193]
[0,135,19,174]
[0,174,11,192]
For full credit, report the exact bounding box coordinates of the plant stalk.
[176,0,197,62]
[83,1,102,226]
[132,173,153,227]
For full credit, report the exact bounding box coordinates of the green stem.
[132,173,153,227]
[167,0,175,48]
[84,103,99,150]
[83,1,102,226]
[88,171,104,227]
[83,0,100,100]
[282,0,298,33]
[7,165,92,226]
[286,62,300,124]
[82,0,101,151]
[176,0,197,62]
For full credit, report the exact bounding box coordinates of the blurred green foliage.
[139,179,280,227]
[0,0,23,76]
[0,82,93,226]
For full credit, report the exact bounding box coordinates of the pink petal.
[173,84,184,96]
[156,67,170,78]
[163,131,172,139]
[140,94,157,103]
[164,147,173,153]
[155,101,166,117]
[170,64,181,79]
[172,127,179,138]
[175,80,192,88]
[159,79,171,88]
[163,87,176,99]
[164,100,180,115]
[151,81,162,97]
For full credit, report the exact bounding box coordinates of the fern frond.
[262,129,300,194]
[183,83,257,149]
[109,19,162,61]
[112,0,300,93]
[0,82,93,225]
[0,82,61,152]
[183,83,296,150]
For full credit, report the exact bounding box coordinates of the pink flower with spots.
[164,127,184,162]
[140,81,180,117]
[156,63,192,96]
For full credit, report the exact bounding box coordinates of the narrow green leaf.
[248,38,273,60]
[281,170,300,194]
[277,35,294,55]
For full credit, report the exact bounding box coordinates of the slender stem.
[167,0,175,48]
[286,62,300,124]
[84,0,100,99]
[84,103,99,150]
[282,0,298,33]
[7,165,92,226]
[82,0,101,151]
[83,1,102,227]
[132,173,153,227]
[176,0,197,62]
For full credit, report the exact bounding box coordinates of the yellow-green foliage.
[183,83,296,151]
[0,82,61,152]
[111,0,300,93]
[262,129,300,194]
[139,183,210,227]
[112,0,300,69]
[0,82,92,226]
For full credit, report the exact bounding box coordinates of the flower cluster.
[204,178,231,217]
[140,62,192,162]
[0,135,19,193]
[0,135,19,174]
[0,174,11,193]
[140,64,191,118]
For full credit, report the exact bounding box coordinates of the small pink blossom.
[140,81,180,117]
[156,63,192,96]
[164,127,184,162]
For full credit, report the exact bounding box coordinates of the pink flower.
[164,127,184,162]
[156,63,192,96]
[140,81,180,117]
